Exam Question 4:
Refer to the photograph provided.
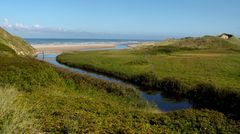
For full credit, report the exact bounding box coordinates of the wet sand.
[32,43,116,53]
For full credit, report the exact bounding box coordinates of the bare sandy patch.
[32,43,116,54]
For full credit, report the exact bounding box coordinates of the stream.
[36,45,193,112]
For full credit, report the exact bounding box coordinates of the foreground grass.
[57,36,240,116]
[0,54,239,133]
[2,86,239,133]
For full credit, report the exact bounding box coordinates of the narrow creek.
[36,46,193,112]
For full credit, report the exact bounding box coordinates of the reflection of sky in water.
[142,91,192,112]
[37,51,192,112]
[115,44,129,49]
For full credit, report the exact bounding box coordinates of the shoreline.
[32,43,116,54]
[128,41,156,48]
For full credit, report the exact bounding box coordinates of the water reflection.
[141,89,192,112]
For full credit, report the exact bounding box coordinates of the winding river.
[36,45,193,112]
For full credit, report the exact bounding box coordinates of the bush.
[159,77,189,95]
[130,71,158,86]
[125,59,149,65]
[56,67,140,98]
[0,56,64,91]
[188,83,240,117]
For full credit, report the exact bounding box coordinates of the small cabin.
[219,33,233,40]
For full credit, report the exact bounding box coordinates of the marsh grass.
[0,54,239,133]
[57,36,240,117]
[189,83,240,117]
[56,67,140,99]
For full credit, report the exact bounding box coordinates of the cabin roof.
[219,33,233,37]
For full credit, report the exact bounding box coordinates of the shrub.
[130,71,158,86]
[0,56,64,91]
[159,77,189,95]
[189,83,240,117]
[56,67,140,98]
[125,59,149,65]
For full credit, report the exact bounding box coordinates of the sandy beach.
[32,43,116,53]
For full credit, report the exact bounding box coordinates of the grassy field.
[0,55,239,133]
[57,36,240,89]
[57,48,240,89]
[0,54,148,133]
[57,36,240,116]
[0,29,240,133]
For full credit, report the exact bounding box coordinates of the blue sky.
[0,0,239,39]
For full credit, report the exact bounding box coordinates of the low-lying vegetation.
[1,54,239,133]
[0,56,63,91]
[57,35,240,118]
[56,67,140,99]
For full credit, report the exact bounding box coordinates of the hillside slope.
[135,35,240,55]
[172,36,239,48]
[228,36,240,45]
[0,27,35,56]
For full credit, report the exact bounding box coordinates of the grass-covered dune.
[0,30,239,133]
[0,27,35,56]
[57,35,240,117]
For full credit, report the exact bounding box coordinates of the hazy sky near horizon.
[0,0,239,39]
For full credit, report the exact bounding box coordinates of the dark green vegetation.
[0,30,239,133]
[57,36,240,117]
[1,54,240,133]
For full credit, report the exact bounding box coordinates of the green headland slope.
[0,27,35,56]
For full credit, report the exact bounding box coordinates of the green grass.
[0,52,239,133]
[57,36,240,116]
[0,42,16,56]
[2,85,239,133]
[0,56,63,91]
[57,49,240,90]
[0,54,151,133]
[0,27,35,56]
[0,33,239,133]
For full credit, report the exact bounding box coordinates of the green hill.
[228,36,240,45]
[137,35,240,55]
[0,27,35,56]
[172,36,239,48]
